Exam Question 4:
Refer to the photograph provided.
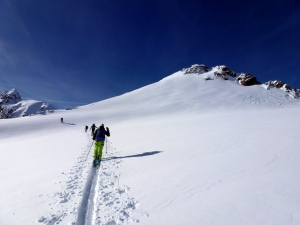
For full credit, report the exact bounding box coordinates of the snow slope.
[1,70,300,225]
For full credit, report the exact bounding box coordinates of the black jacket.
[93,126,110,140]
[90,124,97,130]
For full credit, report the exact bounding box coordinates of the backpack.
[96,129,105,141]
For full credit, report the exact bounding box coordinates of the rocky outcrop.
[0,89,22,118]
[0,88,22,104]
[236,73,260,86]
[272,80,284,88]
[181,64,209,74]
[264,80,300,98]
[181,64,300,99]
[213,65,237,78]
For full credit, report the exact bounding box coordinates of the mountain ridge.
[0,88,55,119]
[2,64,300,119]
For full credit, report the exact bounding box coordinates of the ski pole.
[85,141,94,161]
[105,138,107,154]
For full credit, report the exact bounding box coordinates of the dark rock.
[236,73,260,86]
[213,65,237,78]
[273,80,284,88]
[181,64,210,74]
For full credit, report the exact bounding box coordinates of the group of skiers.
[85,123,97,135]
[60,118,110,166]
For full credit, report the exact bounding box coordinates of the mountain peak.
[0,88,54,119]
[0,88,22,104]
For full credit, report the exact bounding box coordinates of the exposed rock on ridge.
[264,80,300,98]
[182,64,299,99]
[236,73,260,86]
[181,64,209,74]
[213,65,237,79]
[0,88,22,104]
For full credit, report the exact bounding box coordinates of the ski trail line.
[37,125,94,225]
[37,123,148,224]
[75,137,148,225]
[75,126,98,225]
[75,166,99,225]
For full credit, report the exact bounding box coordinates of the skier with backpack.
[90,123,97,136]
[92,124,110,167]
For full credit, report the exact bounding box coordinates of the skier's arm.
[105,127,110,137]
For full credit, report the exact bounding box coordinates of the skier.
[85,125,88,132]
[61,118,63,123]
[93,124,110,162]
[90,123,97,136]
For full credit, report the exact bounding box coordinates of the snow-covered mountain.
[1,65,300,225]
[2,64,299,120]
[0,88,55,119]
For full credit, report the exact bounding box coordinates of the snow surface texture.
[0,88,54,119]
[1,68,300,225]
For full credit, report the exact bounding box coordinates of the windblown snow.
[1,67,300,225]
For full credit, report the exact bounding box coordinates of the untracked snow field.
[1,71,300,225]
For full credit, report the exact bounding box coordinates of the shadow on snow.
[62,122,76,125]
[103,151,162,161]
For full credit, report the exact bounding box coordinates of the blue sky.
[0,0,299,109]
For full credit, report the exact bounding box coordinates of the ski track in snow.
[37,124,148,225]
